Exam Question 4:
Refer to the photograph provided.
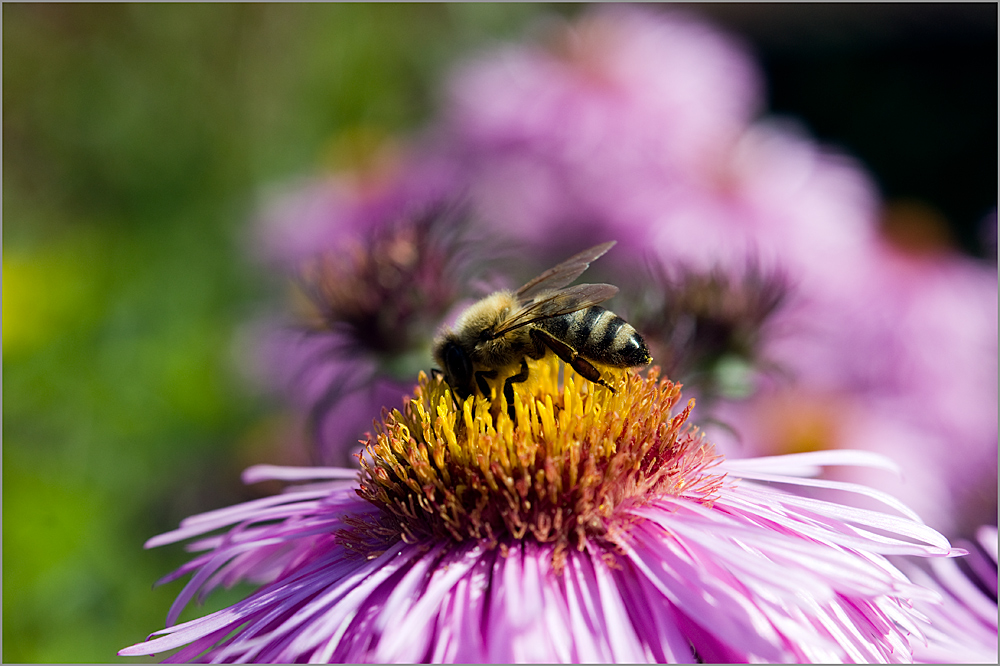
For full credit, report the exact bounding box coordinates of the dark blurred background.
[3,3,995,662]
[699,2,997,257]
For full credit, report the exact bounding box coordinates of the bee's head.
[432,333,474,401]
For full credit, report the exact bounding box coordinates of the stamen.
[353,356,725,565]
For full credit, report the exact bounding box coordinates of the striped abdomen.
[540,306,651,367]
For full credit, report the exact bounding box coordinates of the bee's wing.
[516,241,616,301]
[493,283,619,337]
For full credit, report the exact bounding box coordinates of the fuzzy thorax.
[434,290,528,369]
[355,356,725,566]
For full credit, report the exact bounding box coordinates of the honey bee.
[432,241,651,412]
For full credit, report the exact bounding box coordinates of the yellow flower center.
[353,356,725,565]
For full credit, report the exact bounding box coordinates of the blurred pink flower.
[641,120,882,306]
[443,6,765,258]
[712,236,998,536]
[438,6,890,407]
[444,7,882,303]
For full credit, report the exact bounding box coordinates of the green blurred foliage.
[3,4,573,662]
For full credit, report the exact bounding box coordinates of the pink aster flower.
[122,363,963,662]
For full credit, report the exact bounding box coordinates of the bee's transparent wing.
[492,283,619,337]
[516,241,616,301]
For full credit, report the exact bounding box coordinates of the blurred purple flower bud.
[250,140,484,464]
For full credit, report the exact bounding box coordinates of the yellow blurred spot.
[319,125,404,197]
[3,242,101,357]
[760,392,843,455]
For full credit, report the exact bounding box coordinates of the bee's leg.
[450,385,473,409]
[475,369,498,397]
[530,328,616,393]
[503,358,530,420]
[525,333,548,360]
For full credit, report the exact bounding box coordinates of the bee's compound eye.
[444,343,473,390]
